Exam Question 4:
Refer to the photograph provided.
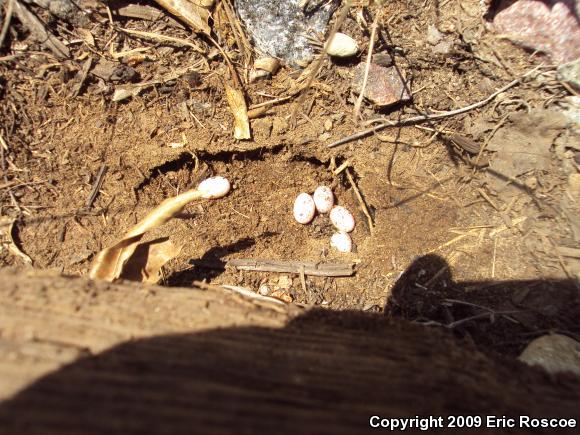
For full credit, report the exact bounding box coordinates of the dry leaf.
[76,28,95,46]
[153,0,211,34]
[89,177,230,282]
[254,57,280,75]
[0,218,33,265]
[120,237,182,283]
[225,85,251,140]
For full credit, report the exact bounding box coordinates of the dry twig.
[328,66,544,148]
[224,258,355,277]
[344,167,374,230]
[353,11,381,122]
[119,27,204,52]
[12,0,69,58]
[0,0,14,48]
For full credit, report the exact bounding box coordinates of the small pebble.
[258,283,270,296]
[331,232,352,253]
[293,192,316,224]
[198,176,231,198]
[313,186,334,213]
[330,205,355,232]
[326,32,358,57]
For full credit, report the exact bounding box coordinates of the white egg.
[313,186,334,213]
[331,232,352,253]
[293,193,316,224]
[330,205,355,232]
[198,176,231,198]
[326,32,359,58]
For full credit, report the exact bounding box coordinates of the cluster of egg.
[293,186,355,253]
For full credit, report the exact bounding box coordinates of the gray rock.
[235,0,339,66]
[558,58,580,92]
[373,51,394,67]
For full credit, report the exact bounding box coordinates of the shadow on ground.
[0,255,579,434]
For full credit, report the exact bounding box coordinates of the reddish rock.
[352,63,411,107]
[490,0,580,63]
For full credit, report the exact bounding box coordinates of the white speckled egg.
[293,193,316,224]
[198,176,231,199]
[330,206,355,232]
[313,186,334,213]
[331,232,352,253]
[326,32,359,58]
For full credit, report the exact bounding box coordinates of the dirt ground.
[1,0,579,356]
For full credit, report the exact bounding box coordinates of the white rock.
[329,205,355,232]
[313,186,334,213]
[198,176,231,199]
[293,193,316,224]
[258,283,270,296]
[326,32,358,58]
[330,232,352,253]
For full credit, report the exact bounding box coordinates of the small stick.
[299,265,310,304]
[224,258,355,277]
[333,159,351,175]
[328,66,544,148]
[345,167,374,229]
[71,56,92,98]
[219,284,287,306]
[353,11,381,122]
[0,133,21,213]
[85,164,107,210]
[447,311,521,329]
[0,0,14,49]
[472,113,509,171]
[248,96,292,110]
[477,188,499,211]
[12,0,70,58]
[119,27,204,52]
[547,236,573,279]
[491,237,498,278]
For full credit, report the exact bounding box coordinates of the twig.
[290,0,351,125]
[0,132,21,213]
[547,236,573,279]
[299,265,310,304]
[71,55,92,98]
[328,66,544,148]
[472,113,509,171]
[12,0,70,58]
[85,164,107,210]
[333,159,351,175]
[492,237,498,278]
[0,0,14,48]
[353,11,381,122]
[249,96,292,110]
[203,258,356,277]
[345,167,374,229]
[118,27,204,52]
[219,284,287,306]
[447,311,521,329]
